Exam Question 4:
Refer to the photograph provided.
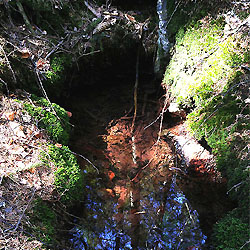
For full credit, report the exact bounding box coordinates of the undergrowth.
[163,13,250,249]
[213,212,249,249]
[29,198,57,244]
[42,144,85,203]
[23,95,70,144]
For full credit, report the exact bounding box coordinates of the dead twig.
[45,39,65,60]
[84,0,102,18]
[131,47,140,133]
[35,70,63,121]
[131,93,170,182]
[76,49,101,61]
[67,149,99,174]
[0,45,16,84]
[0,77,10,96]
[154,93,169,146]
[12,188,36,232]
[166,0,182,28]
[227,181,245,194]
[240,240,250,250]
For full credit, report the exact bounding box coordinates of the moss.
[29,198,57,244]
[23,95,70,144]
[44,54,72,97]
[163,17,239,107]
[213,213,250,249]
[163,10,249,248]
[42,144,85,203]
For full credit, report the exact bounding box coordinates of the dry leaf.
[125,14,136,22]
[9,121,26,138]
[20,49,31,59]
[34,131,42,138]
[20,179,28,185]
[29,168,35,173]
[8,138,14,145]
[105,188,115,197]
[36,58,50,71]
[8,145,24,155]
[16,161,25,169]
[108,170,115,181]
[67,111,72,117]
[26,128,33,136]
[3,112,16,121]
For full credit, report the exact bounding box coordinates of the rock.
[168,102,186,118]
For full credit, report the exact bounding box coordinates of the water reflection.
[70,176,206,249]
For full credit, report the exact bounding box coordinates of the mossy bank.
[163,10,249,250]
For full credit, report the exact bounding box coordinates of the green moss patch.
[23,95,70,144]
[42,144,85,203]
[163,13,249,249]
[28,198,57,244]
[213,213,250,249]
[164,17,247,107]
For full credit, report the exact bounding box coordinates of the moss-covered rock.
[29,198,57,244]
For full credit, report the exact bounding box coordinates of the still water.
[70,174,206,249]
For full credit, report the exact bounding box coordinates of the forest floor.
[0,93,56,249]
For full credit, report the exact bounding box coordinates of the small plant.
[24,95,70,144]
[46,54,71,84]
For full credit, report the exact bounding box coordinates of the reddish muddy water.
[65,82,234,249]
